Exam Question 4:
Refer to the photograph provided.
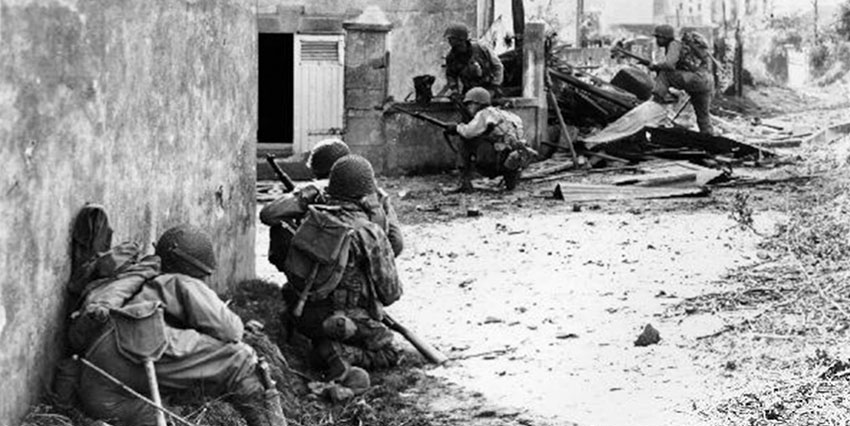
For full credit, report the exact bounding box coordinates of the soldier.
[441,23,504,98]
[260,139,402,270]
[446,87,535,192]
[282,155,403,391]
[649,24,715,134]
[71,225,287,426]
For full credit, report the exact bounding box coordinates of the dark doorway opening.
[258,33,294,143]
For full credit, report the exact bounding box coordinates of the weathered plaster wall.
[0,1,257,424]
[259,0,476,100]
[383,100,541,175]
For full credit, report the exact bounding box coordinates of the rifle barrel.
[391,105,451,129]
[612,47,651,66]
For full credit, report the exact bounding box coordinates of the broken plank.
[614,172,697,187]
[522,161,575,179]
[646,126,775,158]
[546,182,709,202]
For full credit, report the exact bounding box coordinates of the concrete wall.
[0,1,258,424]
[258,0,476,100]
[383,99,542,175]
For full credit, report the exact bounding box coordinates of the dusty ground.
[256,84,850,426]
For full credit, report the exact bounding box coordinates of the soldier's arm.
[484,45,504,86]
[651,40,681,71]
[379,190,404,257]
[456,109,495,139]
[259,185,321,226]
[172,275,245,343]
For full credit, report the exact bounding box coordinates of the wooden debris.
[542,182,709,202]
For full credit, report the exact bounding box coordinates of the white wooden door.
[293,34,345,154]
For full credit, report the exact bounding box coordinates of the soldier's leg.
[453,138,477,192]
[78,335,159,426]
[652,70,674,101]
[445,137,479,193]
[316,311,400,373]
[689,90,714,134]
[153,330,286,426]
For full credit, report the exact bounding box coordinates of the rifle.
[265,154,296,193]
[611,46,652,67]
[382,313,448,365]
[390,104,454,130]
[390,104,458,154]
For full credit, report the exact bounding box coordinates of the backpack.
[283,205,355,301]
[67,245,161,353]
[680,31,713,73]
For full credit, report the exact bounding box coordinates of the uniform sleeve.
[655,40,682,71]
[259,185,320,226]
[445,51,460,88]
[165,275,244,343]
[483,45,504,86]
[457,108,497,139]
[380,193,404,257]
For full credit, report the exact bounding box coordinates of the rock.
[467,208,481,217]
[484,316,504,324]
[555,332,579,339]
[634,324,661,347]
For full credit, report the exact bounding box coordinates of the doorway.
[258,33,294,144]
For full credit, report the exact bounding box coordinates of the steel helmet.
[653,25,675,40]
[155,225,216,278]
[444,23,470,41]
[308,138,350,179]
[463,87,491,106]
[326,154,377,201]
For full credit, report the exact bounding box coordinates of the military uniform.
[452,88,534,191]
[71,225,285,426]
[650,25,715,134]
[444,24,504,96]
[282,155,403,381]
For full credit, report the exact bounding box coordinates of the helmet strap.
[171,245,214,276]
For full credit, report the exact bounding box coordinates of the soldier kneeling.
[446,87,536,192]
[281,155,403,393]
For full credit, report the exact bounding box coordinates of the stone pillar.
[522,21,547,150]
[343,6,392,174]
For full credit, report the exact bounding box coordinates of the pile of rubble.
[498,41,813,201]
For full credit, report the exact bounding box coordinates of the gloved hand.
[648,62,661,72]
[445,123,459,135]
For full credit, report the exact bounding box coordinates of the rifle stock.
[382,313,448,365]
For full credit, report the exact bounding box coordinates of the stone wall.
[0,1,257,424]
[383,99,542,175]
[259,0,477,100]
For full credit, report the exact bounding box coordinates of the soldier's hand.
[85,304,110,323]
[445,123,459,135]
[648,63,660,71]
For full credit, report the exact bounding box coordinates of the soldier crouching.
[281,155,403,391]
[71,225,287,426]
[447,87,536,192]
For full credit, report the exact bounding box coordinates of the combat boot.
[233,389,287,426]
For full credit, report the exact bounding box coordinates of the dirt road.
[392,193,777,425]
[252,86,850,426]
[257,182,774,425]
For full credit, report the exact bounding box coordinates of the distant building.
[655,0,713,26]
